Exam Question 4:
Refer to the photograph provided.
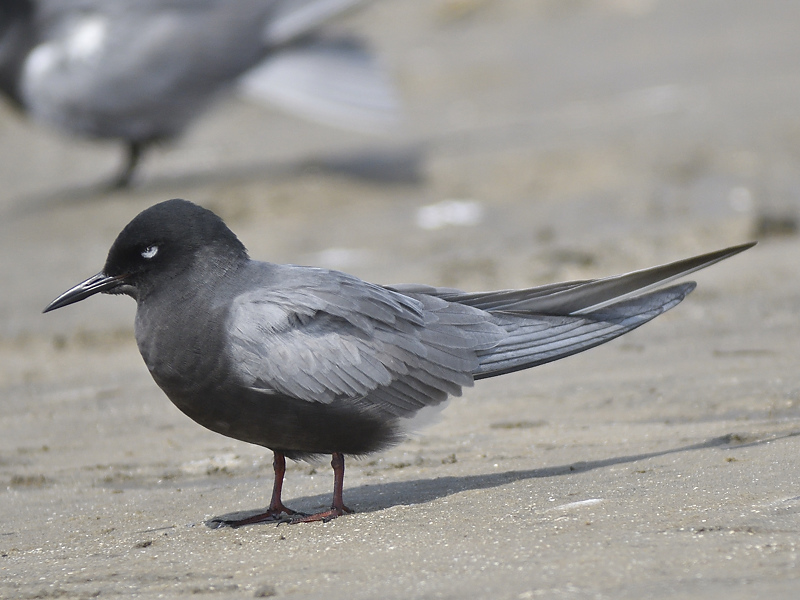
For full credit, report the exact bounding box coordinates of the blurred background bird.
[0,0,399,188]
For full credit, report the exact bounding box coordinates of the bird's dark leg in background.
[110,141,144,189]
[293,452,353,523]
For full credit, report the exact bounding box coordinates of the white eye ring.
[141,245,158,259]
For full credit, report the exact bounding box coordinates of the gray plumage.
[0,0,397,187]
[43,199,754,523]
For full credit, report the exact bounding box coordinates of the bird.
[43,199,754,525]
[0,0,398,188]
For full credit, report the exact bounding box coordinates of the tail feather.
[430,242,754,315]
[389,243,754,380]
[474,282,695,379]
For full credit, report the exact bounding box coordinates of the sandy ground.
[2,0,800,598]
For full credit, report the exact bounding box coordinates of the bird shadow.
[208,430,800,527]
[3,143,426,219]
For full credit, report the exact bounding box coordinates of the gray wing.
[473,283,694,378]
[388,282,694,380]
[226,267,504,419]
[243,0,398,133]
[391,243,755,378]
[239,36,401,133]
[227,243,752,417]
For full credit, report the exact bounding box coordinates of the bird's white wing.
[262,0,366,46]
[240,36,401,133]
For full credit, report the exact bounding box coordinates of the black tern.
[44,199,754,524]
[0,0,397,187]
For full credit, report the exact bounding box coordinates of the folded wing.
[226,243,753,419]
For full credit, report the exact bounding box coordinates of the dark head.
[43,199,248,312]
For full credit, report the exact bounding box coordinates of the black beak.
[43,272,125,313]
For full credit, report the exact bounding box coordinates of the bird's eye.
[141,245,159,259]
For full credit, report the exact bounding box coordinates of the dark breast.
[166,384,405,460]
[136,292,403,459]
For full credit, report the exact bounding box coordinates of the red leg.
[292,452,353,523]
[215,451,299,527]
[266,452,297,515]
[330,452,352,515]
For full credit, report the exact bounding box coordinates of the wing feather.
[226,266,503,416]
[225,244,751,419]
